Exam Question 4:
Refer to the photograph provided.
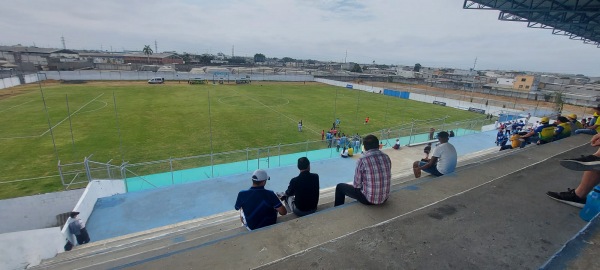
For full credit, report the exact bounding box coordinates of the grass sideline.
[0,81,485,199]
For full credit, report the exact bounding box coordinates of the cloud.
[1,0,599,76]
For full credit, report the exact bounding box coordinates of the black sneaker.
[546,189,587,208]
[560,155,600,171]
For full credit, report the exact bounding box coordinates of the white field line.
[0,174,62,184]
[230,89,320,135]
[78,100,108,114]
[0,100,35,113]
[0,93,105,140]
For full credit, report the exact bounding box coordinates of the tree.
[254,53,266,62]
[282,57,295,63]
[197,54,214,65]
[143,45,153,64]
[413,63,422,72]
[180,52,191,64]
[554,91,565,114]
[351,63,362,73]
[228,56,246,64]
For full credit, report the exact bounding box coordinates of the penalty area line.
[0,93,105,140]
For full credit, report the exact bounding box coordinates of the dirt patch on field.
[364,81,588,116]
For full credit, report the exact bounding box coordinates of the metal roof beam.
[463,0,600,45]
[465,0,600,12]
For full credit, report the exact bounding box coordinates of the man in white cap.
[235,169,287,230]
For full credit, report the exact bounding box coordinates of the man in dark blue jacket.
[235,169,287,230]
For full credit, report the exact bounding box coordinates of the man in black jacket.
[278,157,320,216]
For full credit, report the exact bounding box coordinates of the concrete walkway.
[113,135,593,270]
[87,130,498,242]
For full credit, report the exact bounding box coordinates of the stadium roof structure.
[463,0,600,47]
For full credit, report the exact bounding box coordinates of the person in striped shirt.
[334,135,392,206]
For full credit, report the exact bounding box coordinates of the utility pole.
[232,45,234,57]
[61,35,66,49]
[344,50,347,63]
[154,40,158,53]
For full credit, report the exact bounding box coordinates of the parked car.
[148,77,165,84]
[188,78,208,84]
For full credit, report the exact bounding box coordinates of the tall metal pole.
[65,94,76,157]
[113,92,125,162]
[208,89,214,177]
[333,87,338,125]
[383,96,390,129]
[280,87,283,144]
[38,74,59,162]
[355,88,360,124]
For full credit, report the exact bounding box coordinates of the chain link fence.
[59,116,495,192]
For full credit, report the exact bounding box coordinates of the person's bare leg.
[575,170,600,198]
[413,161,422,178]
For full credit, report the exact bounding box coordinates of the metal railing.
[58,116,496,191]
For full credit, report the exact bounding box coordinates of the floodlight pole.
[38,73,59,162]
[113,92,125,162]
[333,87,338,124]
[355,88,360,124]
[208,89,214,178]
[65,94,76,156]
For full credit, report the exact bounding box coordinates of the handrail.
[57,115,497,189]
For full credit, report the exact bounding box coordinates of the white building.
[496,78,514,86]
[396,70,415,78]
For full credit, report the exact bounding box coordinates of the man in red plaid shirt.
[334,135,392,206]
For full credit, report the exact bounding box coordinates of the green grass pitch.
[0,81,483,199]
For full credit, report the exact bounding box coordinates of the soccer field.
[0,81,484,199]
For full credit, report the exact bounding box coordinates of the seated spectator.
[575,107,600,135]
[517,120,525,131]
[554,116,571,140]
[547,133,600,207]
[392,139,400,150]
[334,135,391,206]
[235,169,287,230]
[423,143,432,160]
[449,130,455,137]
[567,114,584,135]
[278,157,319,217]
[496,129,507,146]
[520,116,555,145]
[413,131,457,178]
[500,131,523,151]
[341,147,349,158]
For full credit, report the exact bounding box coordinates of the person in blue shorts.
[235,169,287,230]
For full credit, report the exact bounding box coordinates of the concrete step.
[107,135,594,269]
[34,140,553,269]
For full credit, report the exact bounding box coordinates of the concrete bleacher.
[32,134,600,269]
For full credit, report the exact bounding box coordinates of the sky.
[2,0,599,76]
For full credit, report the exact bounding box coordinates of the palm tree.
[143,45,153,64]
